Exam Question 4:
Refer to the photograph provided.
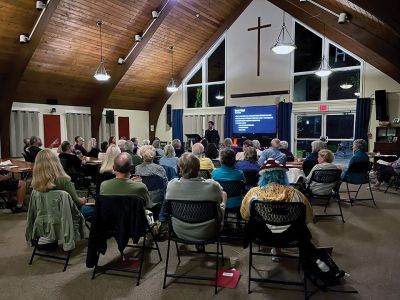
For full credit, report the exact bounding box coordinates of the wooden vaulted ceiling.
[0,0,399,156]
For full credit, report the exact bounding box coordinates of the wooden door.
[43,114,61,148]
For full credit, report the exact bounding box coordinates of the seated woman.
[192,143,214,172]
[279,141,294,162]
[96,144,121,194]
[235,140,253,161]
[303,140,326,176]
[135,145,168,187]
[87,138,100,158]
[212,148,245,208]
[373,157,400,190]
[98,141,108,160]
[152,139,165,157]
[166,153,227,242]
[340,139,369,180]
[235,146,259,172]
[172,139,184,158]
[159,144,179,173]
[305,149,339,195]
[31,149,94,219]
[205,143,219,160]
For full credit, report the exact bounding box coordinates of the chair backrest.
[96,172,116,195]
[21,152,28,161]
[303,159,317,177]
[60,158,69,172]
[140,175,165,191]
[199,169,211,179]
[167,200,218,224]
[243,170,260,187]
[346,161,371,184]
[309,168,341,184]
[216,180,246,198]
[250,201,305,226]
[212,160,221,168]
[161,165,177,181]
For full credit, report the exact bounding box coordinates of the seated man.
[58,141,85,174]
[166,153,227,242]
[27,136,43,162]
[74,136,89,156]
[340,139,369,180]
[0,175,27,213]
[373,157,400,190]
[192,143,214,172]
[258,138,287,165]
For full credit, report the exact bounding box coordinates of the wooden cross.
[248,17,271,76]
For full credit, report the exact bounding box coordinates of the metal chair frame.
[29,239,72,272]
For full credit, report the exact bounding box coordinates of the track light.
[338,13,348,24]
[152,10,159,19]
[19,34,29,44]
[36,0,46,11]
[135,34,142,42]
[117,57,125,65]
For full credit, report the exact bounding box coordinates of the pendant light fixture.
[271,12,296,55]
[166,46,178,93]
[94,20,111,82]
[340,83,353,89]
[215,89,224,100]
[315,24,332,77]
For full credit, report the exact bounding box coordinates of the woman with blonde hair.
[31,149,93,218]
[99,144,121,174]
[86,138,100,158]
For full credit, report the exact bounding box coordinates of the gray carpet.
[1,185,400,300]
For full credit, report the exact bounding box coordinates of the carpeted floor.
[1,185,400,300]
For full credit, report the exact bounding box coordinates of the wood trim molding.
[231,90,289,98]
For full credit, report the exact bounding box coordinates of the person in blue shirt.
[340,139,369,180]
[258,138,287,165]
[235,146,259,172]
[159,144,179,173]
[212,148,245,208]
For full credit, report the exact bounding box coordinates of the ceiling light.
[166,46,178,93]
[354,92,360,97]
[215,91,224,100]
[152,11,159,19]
[271,12,296,55]
[340,83,353,89]
[94,20,110,82]
[36,0,46,11]
[315,24,332,77]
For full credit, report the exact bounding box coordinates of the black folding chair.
[243,170,259,191]
[303,160,317,177]
[60,158,94,198]
[163,200,224,295]
[29,239,72,272]
[199,169,211,179]
[305,169,345,223]
[341,161,376,206]
[139,175,166,219]
[384,173,400,193]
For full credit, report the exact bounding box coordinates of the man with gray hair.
[192,142,214,171]
[258,138,287,165]
[340,139,369,180]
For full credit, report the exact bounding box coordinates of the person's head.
[311,140,325,154]
[75,136,84,146]
[252,140,261,150]
[152,139,161,149]
[200,138,208,150]
[223,138,233,148]
[318,149,334,164]
[178,153,200,179]
[164,144,176,158]
[30,136,42,147]
[113,152,133,175]
[208,121,214,130]
[140,145,156,162]
[124,140,134,152]
[172,139,181,150]
[192,143,204,156]
[61,141,73,153]
[31,149,69,192]
[87,138,97,152]
[100,141,108,152]
[117,139,126,150]
[100,144,121,173]
[244,146,258,163]
[279,141,289,150]
[131,137,139,145]
[243,139,253,150]
[142,139,151,146]
[270,138,281,149]
[109,136,116,144]
[23,138,30,146]
[205,143,219,159]
[258,158,289,187]
[353,139,367,152]
[220,148,236,167]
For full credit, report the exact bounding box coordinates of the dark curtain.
[278,102,293,149]
[224,106,235,139]
[172,109,183,142]
[355,98,371,142]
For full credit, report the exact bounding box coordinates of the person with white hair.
[340,139,369,180]
[152,139,165,157]
[159,144,179,172]
[252,140,263,157]
[192,143,214,172]
[279,141,294,162]
[142,139,151,146]
[135,145,168,186]
[258,138,287,165]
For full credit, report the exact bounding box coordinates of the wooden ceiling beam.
[0,0,61,157]
[90,0,176,141]
[148,0,253,141]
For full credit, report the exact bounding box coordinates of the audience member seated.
[31,149,94,218]
[23,138,30,154]
[205,143,219,160]
[59,141,85,175]
[135,145,168,187]
[235,146,259,172]
[97,144,121,193]
[152,139,165,157]
[0,175,27,213]
[373,157,400,190]
[109,136,116,145]
[172,139,184,158]
[26,136,43,162]
[124,140,134,155]
[159,144,179,172]
[236,139,253,161]
[200,138,209,151]
[74,136,89,156]
[305,149,339,195]
[212,148,245,208]
[166,153,227,241]
[303,140,326,176]
[192,143,214,172]
[252,139,263,157]
[100,152,150,204]
[258,138,287,165]
[142,139,151,146]
[223,138,233,149]
[279,141,295,162]
[340,139,369,180]
[241,158,313,223]
[87,138,100,158]
[117,139,126,152]
[131,137,139,153]
[98,141,108,160]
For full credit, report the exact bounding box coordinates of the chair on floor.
[199,169,211,179]
[140,175,166,219]
[161,165,178,181]
[303,160,317,177]
[163,200,224,295]
[305,169,345,223]
[384,173,400,193]
[341,161,376,206]
[246,201,310,296]
[243,170,259,191]
[60,158,94,198]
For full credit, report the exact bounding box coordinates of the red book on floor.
[110,255,140,270]
[210,269,241,289]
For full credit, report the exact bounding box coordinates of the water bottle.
[316,259,330,273]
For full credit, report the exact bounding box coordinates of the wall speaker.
[375,90,388,121]
[46,98,58,105]
[106,110,115,124]
[166,104,172,127]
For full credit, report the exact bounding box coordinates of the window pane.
[187,86,203,108]
[187,67,202,85]
[329,44,360,68]
[296,140,313,158]
[326,114,354,139]
[207,41,225,82]
[328,70,360,100]
[327,141,353,165]
[294,74,321,102]
[297,115,322,138]
[207,84,225,107]
[294,23,322,72]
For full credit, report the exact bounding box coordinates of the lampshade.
[166,78,178,93]
[271,43,296,55]
[315,57,332,77]
[340,83,353,89]
[94,60,111,81]
[271,12,296,55]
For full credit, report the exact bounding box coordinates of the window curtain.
[65,113,91,143]
[183,115,203,142]
[99,114,116,143]
[355,98,371,142]
[224,106,235,139]
[203,114,225,141]
[172,109,183,142]
[278,102,293,149]
[10,110,40,157]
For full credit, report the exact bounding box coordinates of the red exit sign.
[319,105,328,112]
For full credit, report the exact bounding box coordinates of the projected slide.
[233,106,276,134]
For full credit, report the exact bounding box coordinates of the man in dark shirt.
[26,136,43,162]
[59,141,85,174]
[204,121,220,145]
[74,136,89,156]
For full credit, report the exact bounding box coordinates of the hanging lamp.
[215,89,224,100]
[315,24,332,77]
[271,12,296,55]
[166,46,178,93]
[94,20,111,81]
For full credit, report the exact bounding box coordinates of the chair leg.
[137,238,147,286]
[368,181,377,206]
[323,197,331,213]
[220,240,224,266]
[163,236,172,289]
[149,227,162,261]
[354,184,362,200]
[29,241,38,265]
[63,250,72,272]
[214,240,220,295]
[337,196,345,223]
[248,241,252,294]
[346,182,353,205]
[175,241,181,264]
[92,252,100,279]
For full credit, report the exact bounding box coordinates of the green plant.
[195,87,202,108]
